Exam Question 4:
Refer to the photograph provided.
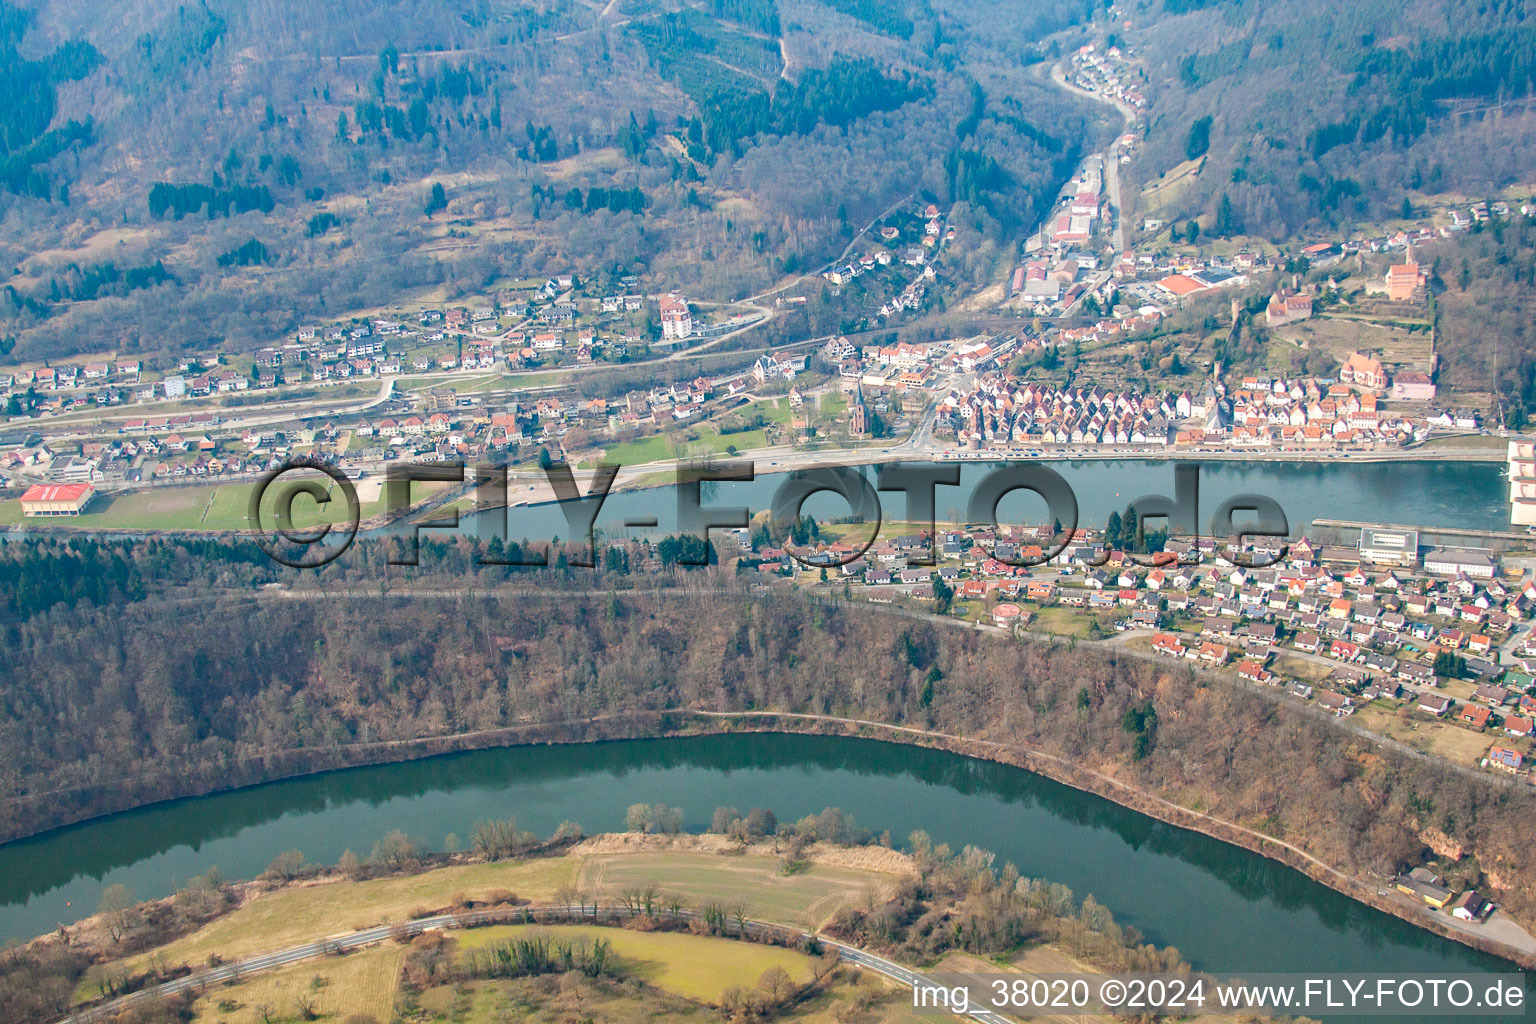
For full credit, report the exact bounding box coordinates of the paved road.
[57,904,1008,1024]
[661,299,774,360]
[24,377,397,445]
[1048,63,1134,256]
[826,938,1012,1024]
[1061,269,1114,315]
[1104,142,1126,255]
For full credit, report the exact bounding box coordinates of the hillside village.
[756,518,1536,793]
[1064,41,1147,115]
[0,273,754,415]
[0,337,1469,495]
[0,137,1517,491]
[0,21,1528,489]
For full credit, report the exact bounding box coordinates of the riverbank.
[473,448,1519,538]
[0,444,1511,540]
[0,836,912,1024]
[23,832,1148,1024]
[585,443,1511,509]
[679,713,1536,968]
[5,707,1533,971]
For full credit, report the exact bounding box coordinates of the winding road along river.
[0,732,1528,1013]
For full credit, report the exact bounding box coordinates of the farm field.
[83,840,909,999]
[75,839,924,1020]
[411,948,924,1024]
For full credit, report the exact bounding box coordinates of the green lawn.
[575,850,905,929]
[0,484,233,531]
[417,975,720,1024]
[587,433,678,466]
[392,375,443,391]
[699,426,768,454]
[584,426,762,468]
[5,477,452,533]
[1418,433,1508,451]
[626,470,678,489]
[817,520,959,543]
[82,858,578,996]
[818,393,848,417]
[470,372,565,393]
[455,924,816,1004]
[752,398,794,424]
[186,944,402,1024]
[393,371,563,393]
[1032,604,1102,638]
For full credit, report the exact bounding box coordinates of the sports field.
[3,475,450,532]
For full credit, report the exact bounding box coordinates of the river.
[0,733,1524,997]
[375,458,1513,542]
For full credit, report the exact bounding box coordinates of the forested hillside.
[1429,213,1536,423]
[1,536,1534,933]
[0,0,1103,362]
[7,0,1536,363]
[1130,0,1536,238]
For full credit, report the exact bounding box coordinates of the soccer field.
[4,475,447,533]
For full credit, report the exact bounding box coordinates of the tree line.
[0,1,97,201]
[147,181,275,220]
[1,536,1532,945]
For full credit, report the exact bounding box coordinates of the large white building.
[1509,439,1536,526]
[1423,548,1497,579]
[659,293,693,341]
[1358,527,1419,567]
